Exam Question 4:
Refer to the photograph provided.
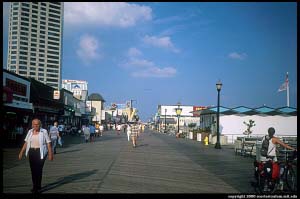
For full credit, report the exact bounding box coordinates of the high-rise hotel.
[6,2,63,90]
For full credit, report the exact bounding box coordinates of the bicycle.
[277,149,297,193]
[254,150,297,194]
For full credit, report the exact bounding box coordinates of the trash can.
[197,133,201,142]
[189,132,193,139]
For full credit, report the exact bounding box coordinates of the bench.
[242,142,256,157]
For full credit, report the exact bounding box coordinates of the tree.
[243,119,256,137]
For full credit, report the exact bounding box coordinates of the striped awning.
[191,106,297,116]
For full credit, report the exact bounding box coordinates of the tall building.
[62,79,88,100]
[6,2,63,90]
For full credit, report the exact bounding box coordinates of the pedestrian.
[99,124,104,137]
[260,127,297,162]
[126,123,131,142]
[49,121,60,154]
[18,118,53,194]
[116,124,121,135]
[131,122,139,148]
[83,125,90,143]
[89,124,96,142]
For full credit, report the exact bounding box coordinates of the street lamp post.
[164,108,167,133]
[215,81,222,149]
[175,102,182,138]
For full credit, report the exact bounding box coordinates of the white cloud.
[122,54,176,78]
[132,67,176,78]
[127,47,142,58]
[65,2,152,28]
[142,35,180,53]
[76,34,102,64]
[228,52,247,60]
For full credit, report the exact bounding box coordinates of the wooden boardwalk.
[3,129,257,194]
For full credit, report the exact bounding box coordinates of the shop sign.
[53,90,60,99]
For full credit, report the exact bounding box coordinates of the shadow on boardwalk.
[41,169,98,193]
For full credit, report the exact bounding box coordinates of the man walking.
[49,122,60,154]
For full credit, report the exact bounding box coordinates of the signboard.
[53,90,60,100]
[193,106,207,116]
[6,78,27,96]
[111,103,117,109]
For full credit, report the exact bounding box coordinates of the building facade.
[7,2,63,90]
[62,79,88,100]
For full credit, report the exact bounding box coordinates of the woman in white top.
[18,118,53,194]
[261,127,296,162]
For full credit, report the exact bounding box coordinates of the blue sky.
[3,2,297,122]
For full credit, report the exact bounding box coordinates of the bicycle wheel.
[285,166,297,192]
[257,173,277,194]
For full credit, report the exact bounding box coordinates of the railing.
[226,134,297,144]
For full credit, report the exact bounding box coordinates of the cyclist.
[260,127,297,162]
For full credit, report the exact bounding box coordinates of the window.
[47,55,59,60]
[39,58,45,62]
[20,31,28,36]
[21,17,29,22]
[48,36,60,42]
[48,32,59,37]
[39,44,45,48]
[48,50,59,55]
[31,38,37,42]
[21,12,29,17]
[22,3,30,7]
[12,40,18,45]
[31,43,36,47]
[20,41,28,45]
[32,19,38,24]
[30,67,35,70]
[30,57,36,61]
[30,72,36,76]
[48,41,59,46]
[47,60,59,64]
[49,9,60,15]
[19,71,27,75]
[20,26,28,31]
[19,56,27,60]
[19,61,27,65]
[49,4,61,9]
[38,68,44,72]
[48,27,60,32]
[32,9,38,14]
[30,53,36,56]
[11,56,17,59]
[21,7,29,12]
[11,60,16,64]
[20,36,28,40]
[48,46,59,50]
[21,22,29,26]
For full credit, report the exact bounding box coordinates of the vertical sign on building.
[53,90,60,100]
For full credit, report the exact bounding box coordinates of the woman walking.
[18,118,53,194]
